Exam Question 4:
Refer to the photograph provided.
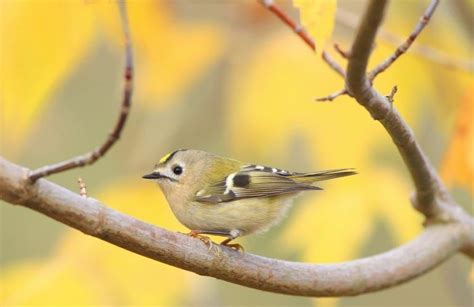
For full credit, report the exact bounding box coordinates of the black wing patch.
[233,173,251,187]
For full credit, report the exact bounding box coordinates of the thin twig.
[368,0,440,80]
[28,0,134,182]
[386,85,398,104]
[336,7,473,74]
[77,177,88,198]
[322,51,345,77]
[258,0,347,88]
[258,0,315,51]
[334,43,350,59]
[315,89,348,102]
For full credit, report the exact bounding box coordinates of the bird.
[142,149,356,251]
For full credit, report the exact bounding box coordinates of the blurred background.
[0,0,472,306]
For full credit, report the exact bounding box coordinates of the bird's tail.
[290,168,356,184]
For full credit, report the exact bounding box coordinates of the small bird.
[143,149,356,250]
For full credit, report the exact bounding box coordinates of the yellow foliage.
[0,182,191,305]
[98,0,225,105]
[292,0,337,51]
[0,0,96,154]
[441,87,474,192]
[226,30,433,166]
[0,0,225,156]
[227,32,381,166]
[283,181,375,262]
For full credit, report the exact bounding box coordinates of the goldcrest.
[143,149,355,249]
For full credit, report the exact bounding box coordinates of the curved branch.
[347,0,438,215]
[0,157,470,297]
[28,0,133,182]
[345,0,474,255]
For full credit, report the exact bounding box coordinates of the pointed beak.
[142,172,162,180]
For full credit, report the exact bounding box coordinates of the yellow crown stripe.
[159,152,174,164]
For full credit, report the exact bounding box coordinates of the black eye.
[172,165,183,175]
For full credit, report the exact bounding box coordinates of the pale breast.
[173,194,298,236]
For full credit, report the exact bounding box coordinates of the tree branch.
[315,88,348,102]
[259,0,315,51]
[0,156,471,297]
[347,0,441,211]
[368,0,440,81]
[27,0,134,182]
[333,43,351,59]
[345,0,474,255]
[322,51,345,78]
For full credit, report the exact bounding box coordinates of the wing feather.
[194,170,320,204]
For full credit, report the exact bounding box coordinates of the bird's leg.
[220,229,244,252]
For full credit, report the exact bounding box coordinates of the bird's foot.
[186,230,215,251]
[220,240,244,253]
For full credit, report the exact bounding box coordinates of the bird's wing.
[194,170,321,204]
[289,168,356,183]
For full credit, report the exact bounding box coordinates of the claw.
[227,243,244,252]
[186,230,213,249]
[220,240,244,253]
[184,230,243,254]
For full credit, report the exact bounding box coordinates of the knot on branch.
[85,151,102,165]
[91,203,108,237]
[358,90,392,121]
[12,170,37,205]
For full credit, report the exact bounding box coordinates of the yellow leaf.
[441,87,474,192]
[292,0,337,51]
[0,0,96,155]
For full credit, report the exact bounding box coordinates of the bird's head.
[142,149,212,201]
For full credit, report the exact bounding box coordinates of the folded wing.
[195,170,320,204]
